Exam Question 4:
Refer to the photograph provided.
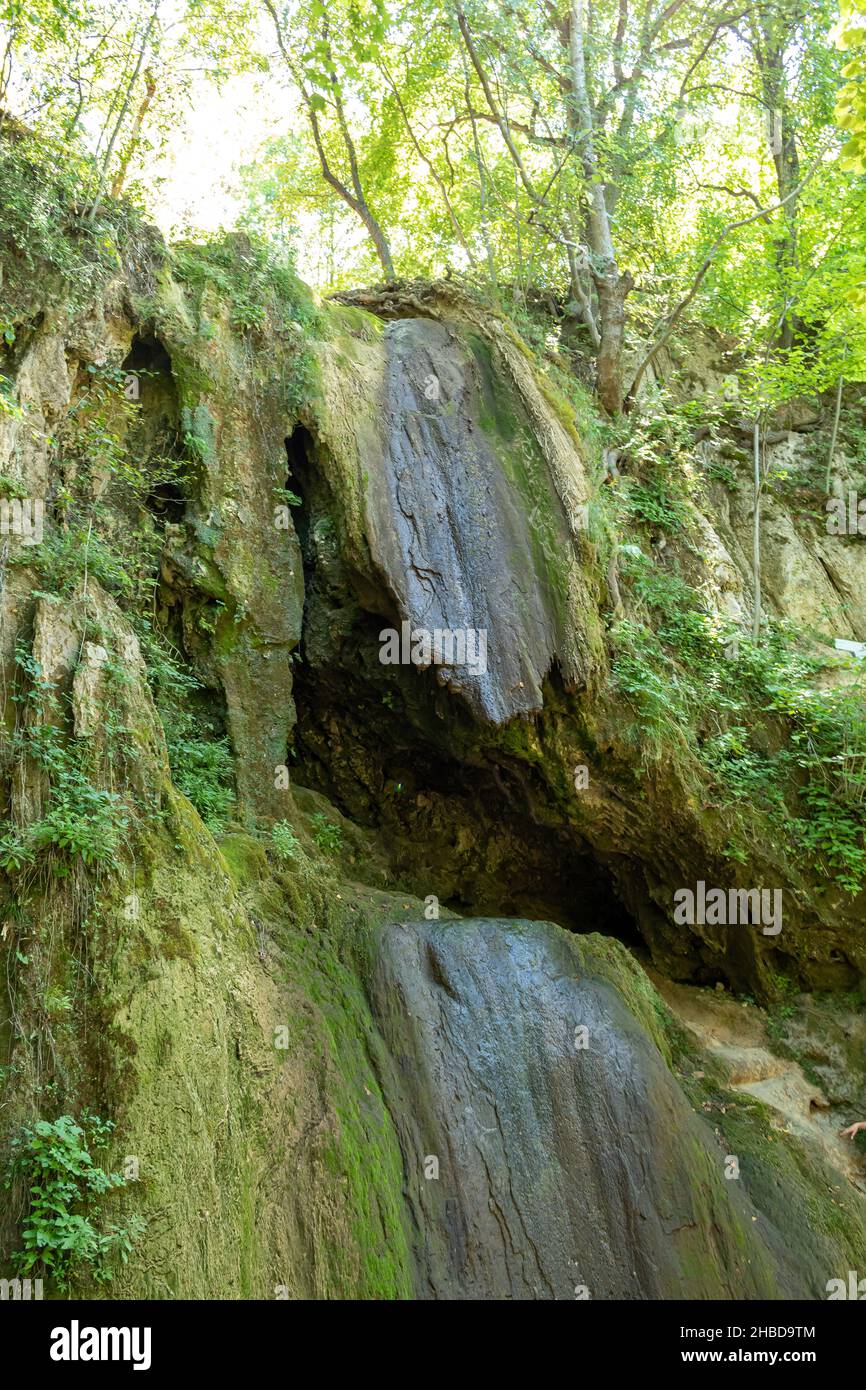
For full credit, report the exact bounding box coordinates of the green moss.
[467,331,572,616]
[262,871,422,1298]
[170,353,217,411]
[218,832,269,886]
[497,315,541,365]
[536,373,583,449]
[568,933,686,1067]
[704,1092,866,1287]
[158,917,197,964]
[322,302,385,342]
[672,1127,782,1297]
[181,403,218,464]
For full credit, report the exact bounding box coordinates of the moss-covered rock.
[1,147,865,1300]
[365,917,864,1298]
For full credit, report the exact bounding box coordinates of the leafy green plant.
[183,429,209,462]
[5,1112,143,1289]
[134,626,238,834]
[158,702,235,833]
[273,485,303,506]
[28,782,128,869]
[611,618,692,749]
[611,397,704,535]
[0,831,36,873]
[310,811,343,854]
[42,987,73,1017]
[174,235,317,336]
[271,820,304,861]
[611,548,866,894]
[59,364,185,506]
[25,522,139,602]
[6,644,133,873]
[0,466,27,493]
[6,668,131,874]
[0,134,138,321]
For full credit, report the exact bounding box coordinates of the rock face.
[1,159,865,1300]
[364,316,593,723]
[299,290,866,997]
[367,918,846,1300]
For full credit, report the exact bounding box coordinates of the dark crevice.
[284,431,645,947]
[122,332,173,378]
[122,333,186,523]
[292,641,643,942]
[284,427,315,557]
[146,477,185,523]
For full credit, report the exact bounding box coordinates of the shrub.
[29,782,128,868]
[159,702,235,833]
[5,694,130,874]
[310,812,343,854]
[271,820,304,861]
[5,1112,143,1289]
[611,548,866,893]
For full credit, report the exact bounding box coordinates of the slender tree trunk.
[824,375,844,494]
[87,7,159,223]
[595,267,633,414]
[567,0,629,413]
[356,198,395,280]
[265,0,395,281]
[461,52,499,298]
[329,68,395,280]
[110,67,156,197]
[748,16,802,348]
[0,22,18,110]
[752,419,763,642]
[565,245,600,350]
[624,157,822,409]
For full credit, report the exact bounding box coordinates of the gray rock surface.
[368,917,807,1299]
[364,317,580,722]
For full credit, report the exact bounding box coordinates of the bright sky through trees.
[1,0,864,406]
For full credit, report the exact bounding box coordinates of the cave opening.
[284,427,316,558]
[283,422,646,950]
[290,627,645,945]
[121,334,186,524]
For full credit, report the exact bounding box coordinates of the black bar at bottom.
[0,1296,858,1376]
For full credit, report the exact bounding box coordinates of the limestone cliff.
[1,141,865,1299]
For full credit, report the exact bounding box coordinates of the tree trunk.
[110,67,156,198]
[595,267,633,415]
[87,8,159,223]
[824,375,844,494]
[360,205,396,281]
[752,420,763,642]
[567,0,629,414]
[265,0,395,282]
[748,16,802,348]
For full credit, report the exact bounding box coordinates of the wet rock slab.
[368,918,805,1300]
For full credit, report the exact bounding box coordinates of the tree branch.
[624,152,825,407]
